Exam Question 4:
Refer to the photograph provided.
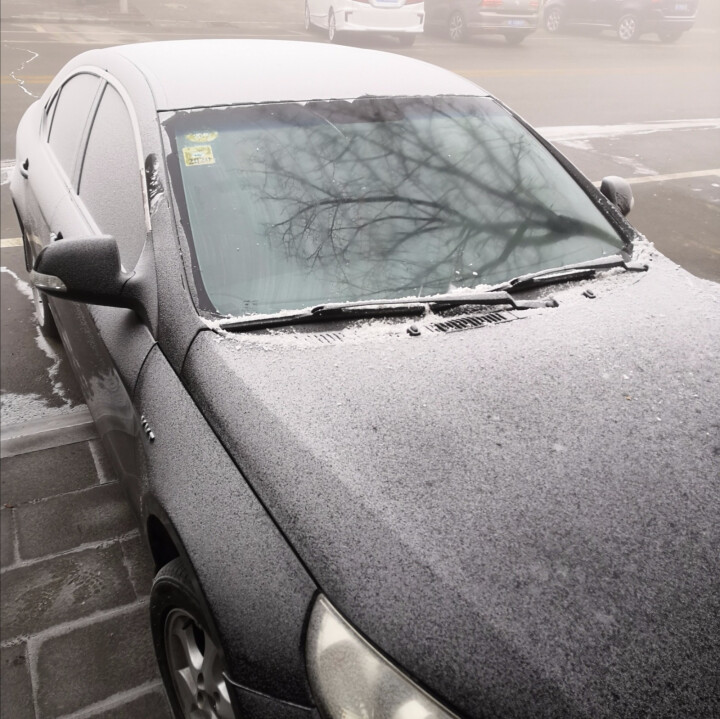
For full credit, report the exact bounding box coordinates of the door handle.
[19,158,29,179]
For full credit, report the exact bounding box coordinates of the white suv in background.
[304,0,425,45]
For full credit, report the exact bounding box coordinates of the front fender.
[134,344,318,707]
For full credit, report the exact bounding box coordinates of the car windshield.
[163,96,625,317]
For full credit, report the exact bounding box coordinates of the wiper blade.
[313,291,555,314]
[219,291,557,333]
[491,257,648,294]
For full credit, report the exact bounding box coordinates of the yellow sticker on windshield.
[182,145,215,167]
[186,131,218,143]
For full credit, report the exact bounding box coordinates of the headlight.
[306,594,460,719]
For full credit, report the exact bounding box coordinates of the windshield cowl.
[216,291,558,333]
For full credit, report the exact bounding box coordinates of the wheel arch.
[615,1,645,22]
[145,501,182,572]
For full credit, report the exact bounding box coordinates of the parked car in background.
[10,38,720,719]
[425,0,540,44]
[543,0,698,41]
[304,0,425,45]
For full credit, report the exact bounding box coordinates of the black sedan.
[10,39,720,719]
[543,0,699,42]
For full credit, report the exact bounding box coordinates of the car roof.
[90,39,487,110]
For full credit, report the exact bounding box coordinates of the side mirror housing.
[31,236,146,317]
[600,176,634,216]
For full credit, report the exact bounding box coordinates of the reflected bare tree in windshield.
[172,97,621,314]
[237,99,616,296]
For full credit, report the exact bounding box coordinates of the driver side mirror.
[600,176,634,216]
[31,236,146,316]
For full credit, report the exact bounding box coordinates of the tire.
[448,10,467,43]
[33,285,59,339]
[151,559,238,719]
[544,6,563,33]
[397,33,416,47]
[328,8,341,43]
[617,13,641,42]
[504,32,530,45]
[658,30,683,43]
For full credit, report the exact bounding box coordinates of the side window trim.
[42,90,59,140]
[45,70,104,193]
[76,70,152,234]
[76,80,107,200]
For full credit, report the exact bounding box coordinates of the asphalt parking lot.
[1,0,718,717]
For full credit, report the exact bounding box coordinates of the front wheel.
[544,6,563,33]
[448,10,467,42]
[617,13,641,42]
[151,559,238,719]
[328,8,341,43]
[396,33,416,47]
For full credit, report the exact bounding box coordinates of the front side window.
[79,84,147,270]
[164,96,625,317]
[48,73,102,185]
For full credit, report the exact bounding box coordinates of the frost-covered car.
[543,0,698,42]
[304,0,425,45]
[10,39,720,719]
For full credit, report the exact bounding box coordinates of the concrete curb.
[0,409,97,458]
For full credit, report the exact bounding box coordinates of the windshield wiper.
[490,257,648,294]
[219,291,557,333]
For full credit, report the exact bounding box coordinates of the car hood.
[183,253,720,718]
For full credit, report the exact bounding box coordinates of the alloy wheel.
[448,11,465,42]
[165,609,234,719]
[617,14,639,42]
[545,7,562,33]
[328,9,336,42]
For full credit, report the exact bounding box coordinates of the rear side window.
[48,73,102,184]
[79,84,147,270]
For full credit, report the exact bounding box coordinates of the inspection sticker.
[182,145,215,167]
[186,131,218,143]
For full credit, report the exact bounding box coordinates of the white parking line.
[592,169,720,187]
[539,118,720,141]
[621,169,720,185]
[1,237,23,248]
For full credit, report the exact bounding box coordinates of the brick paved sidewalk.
[1,425,172,719]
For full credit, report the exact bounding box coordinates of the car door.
[423,0,449,27]
[48,77,156,513]
[591,0,619,24]
[569,0,596,23]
